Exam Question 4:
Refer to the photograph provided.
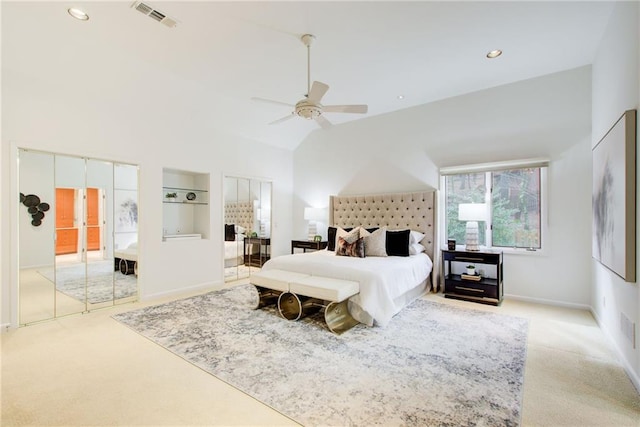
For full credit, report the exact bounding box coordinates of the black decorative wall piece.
[20,193,50,227]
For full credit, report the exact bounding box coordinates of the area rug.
[113,284,528,427]
[38,261,137,304]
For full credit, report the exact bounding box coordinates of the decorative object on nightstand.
[447,239,456,250]
[442,248,503,305]
[304,207,326,241]
[465,264,476,275]
[458,203,487,251]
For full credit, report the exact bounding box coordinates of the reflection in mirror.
[54,155,87,317]
[85,159,114,310]
[223,176,272,282]
[18,149,55,325]
[18,149,139,325]
[113,163,138,304]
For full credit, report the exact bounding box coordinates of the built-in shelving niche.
[162,168,210,241]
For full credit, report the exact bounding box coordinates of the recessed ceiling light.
[68,8,89,21]
[397,95,405,100]
[486,49,502,59]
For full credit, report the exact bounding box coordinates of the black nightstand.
[291,239,328,254]
[244,237,271,267]
[442,249,503,305]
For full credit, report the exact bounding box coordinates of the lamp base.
[465,221,480,251]
[307,222,317,241]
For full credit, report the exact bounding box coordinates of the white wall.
[1,68,294,327]
[293,67,593,307]
[591,1,640,389]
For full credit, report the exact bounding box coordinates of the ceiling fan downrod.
[301,34,315,97]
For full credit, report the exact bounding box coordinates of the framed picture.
[592,109,637,281]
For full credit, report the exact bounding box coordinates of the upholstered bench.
[249,269,311,309]
[279,276,360,334]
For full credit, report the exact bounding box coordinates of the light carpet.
[39,260,137,304]
[113,284,528,427]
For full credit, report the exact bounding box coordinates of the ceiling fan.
[252,34,368,129]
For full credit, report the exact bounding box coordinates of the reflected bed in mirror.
[223,177,272,282]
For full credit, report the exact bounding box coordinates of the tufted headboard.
[329,191,436,262]
[224,201,255,232]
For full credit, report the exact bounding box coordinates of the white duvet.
[262,250,433,327]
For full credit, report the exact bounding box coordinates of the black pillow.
[327,226,353,251]
[225,224,236,242]
[365,227,379,233]
[386,229,410,257]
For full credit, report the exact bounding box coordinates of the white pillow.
[410,230,425,244]
[235,225,246,234]
[364,226,388,257]
[409,243,425,255]
[235,233,246,241]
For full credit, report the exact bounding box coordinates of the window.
[442,161,546,251]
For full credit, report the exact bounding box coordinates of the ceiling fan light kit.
[252,34,368,129]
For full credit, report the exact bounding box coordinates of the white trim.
[0,323,14,333]
[590,307,640,394]
[439,158,550,175]
[140,280,222,302]
[504,294,590,310]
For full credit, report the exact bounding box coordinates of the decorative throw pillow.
[409,242,426,255]
[336,236,365,258]
[410,230,426,245]
[363,226,388,257]
[327,226,353,251]
[332,227,359,252]
[225,224,236,242]
[386,229,411,257]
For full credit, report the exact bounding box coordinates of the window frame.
[440,160,548,255]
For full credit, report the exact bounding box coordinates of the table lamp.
[458,203,487,251]
[304,207,325,241]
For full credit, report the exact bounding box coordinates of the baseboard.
[141,280,224,302]
[504,294,590,310]
[0,323,14,333]
[590,308,640,395]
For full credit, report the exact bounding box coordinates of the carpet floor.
[113,284,529,427]
[39,260,137,303]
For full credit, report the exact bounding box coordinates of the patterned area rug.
[113,284,528,426]
[39,261,137,304]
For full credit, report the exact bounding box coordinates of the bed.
[262,191,437,327]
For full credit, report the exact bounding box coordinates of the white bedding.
[224,240,244,261]
[262,250,433,327]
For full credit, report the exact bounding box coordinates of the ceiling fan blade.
[307,81,330,103]
[268,113,295,125]
[315,115,332,129]
[251,97,295,108]
[323,104,368,114]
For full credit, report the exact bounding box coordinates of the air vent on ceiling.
[132,1,177,28]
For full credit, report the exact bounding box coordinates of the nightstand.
[442,249,503,305]
[244,237,271,267]
[291,239,328,254]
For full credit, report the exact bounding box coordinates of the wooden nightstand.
[442,249,503,305]
[291,239,328,254]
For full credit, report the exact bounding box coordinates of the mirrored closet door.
[223,176,272,282]
[18,149,139,325]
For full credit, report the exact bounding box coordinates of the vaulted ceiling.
[2,1,614,150]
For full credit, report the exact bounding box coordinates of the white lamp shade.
[458,203,487,221]
[304,207,326,221]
